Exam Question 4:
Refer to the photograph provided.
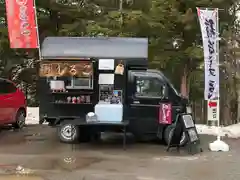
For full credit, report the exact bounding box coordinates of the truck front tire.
[58,123,79,143]
[58,121,92,143]
[164,125,188,146]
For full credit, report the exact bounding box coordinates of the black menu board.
[99,85,114,103]
[167,113,202,154]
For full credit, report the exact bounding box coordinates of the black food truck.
[38,37,188,146]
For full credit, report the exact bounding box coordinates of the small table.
[78,121,129,150]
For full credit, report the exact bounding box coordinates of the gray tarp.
[41,37,148,59]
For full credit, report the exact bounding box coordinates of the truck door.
[127,71,168,136]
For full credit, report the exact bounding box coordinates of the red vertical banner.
[159,103,172,124]
[5,0,38,48]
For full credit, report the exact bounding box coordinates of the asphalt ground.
[0,125,239,180]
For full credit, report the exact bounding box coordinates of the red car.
[0,78,26,129]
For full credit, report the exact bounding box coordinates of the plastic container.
[50,80,65,90]
[86,112,98,122]
[94,103,123,122]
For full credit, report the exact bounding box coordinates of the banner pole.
[33,0,42,60]
[197,7,229,151]
[216,8,221,140]
[211,8,229,151]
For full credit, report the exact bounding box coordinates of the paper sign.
[99,74,114,84]
[182,114,195,128]
[99,59,114,70]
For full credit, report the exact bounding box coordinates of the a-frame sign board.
[166,113,203,155]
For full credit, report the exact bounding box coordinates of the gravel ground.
[0,125,239,180]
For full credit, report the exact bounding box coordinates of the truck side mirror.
[162,85,168,99]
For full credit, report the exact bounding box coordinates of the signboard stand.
[166,114,182,153]
[209,97,229,152]
[166,113,203,155]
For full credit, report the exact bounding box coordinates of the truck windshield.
[147,70,180,96]
[135,77,164,98]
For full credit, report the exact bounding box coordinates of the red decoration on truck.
[159,103,172,124]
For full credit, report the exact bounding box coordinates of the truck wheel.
[164,125,188,147]
[58,123,79,143]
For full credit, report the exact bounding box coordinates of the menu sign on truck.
[39,61,93,77]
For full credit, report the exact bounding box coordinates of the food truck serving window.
[135,76,165,98]
[66,76,93,89]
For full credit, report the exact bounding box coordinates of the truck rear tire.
[58,122,79,143]
[164,125,188,146]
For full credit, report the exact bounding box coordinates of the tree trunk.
[180,66,188,97]
[49,10,60,35]
[236,86,240,123]
[222,103,231,126]
[221,86,232,125]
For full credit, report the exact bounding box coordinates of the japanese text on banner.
[5,0,38,48]
[197,8,219,100]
